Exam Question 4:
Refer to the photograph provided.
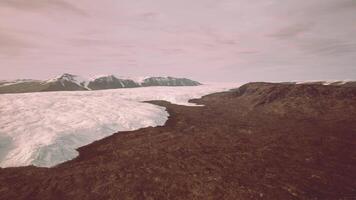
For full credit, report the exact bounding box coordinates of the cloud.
[0,30,33,56]
[268,23,314,39]
[300,39,356,56]
[312,0,356,14]
[68,38,118,47]
[237,51,259,55]
[0,0,355,81]
[0,0,87,16]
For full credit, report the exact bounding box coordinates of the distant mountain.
[44,73,89,91]
[0,79,46,94]
[87,75,140,90]
[141,77,201,87]
[0,74,202,94]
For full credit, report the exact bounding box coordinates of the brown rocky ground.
[0,82,356,200]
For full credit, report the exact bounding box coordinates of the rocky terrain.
[0,82,355,199]
[0,74,201,94]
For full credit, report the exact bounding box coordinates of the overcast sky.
[0,0,355,82]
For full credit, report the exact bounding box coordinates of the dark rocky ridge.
[87,75,140,90]
[44,80,87,92]
[141,77,201,87]
[0,82,355,199]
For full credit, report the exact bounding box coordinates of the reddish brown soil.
[0,82,356,200]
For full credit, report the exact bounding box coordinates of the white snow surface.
[0,83,239,168]
[295,80,350,85]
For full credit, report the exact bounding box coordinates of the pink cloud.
[0,0,355,82]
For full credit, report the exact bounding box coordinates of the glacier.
[0,83,239,168]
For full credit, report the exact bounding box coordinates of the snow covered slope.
[44,73,90,91]
[0,83,239,168]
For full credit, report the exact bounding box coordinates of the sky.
[0,0,355,82]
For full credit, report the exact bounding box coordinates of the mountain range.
[0,74,202,94]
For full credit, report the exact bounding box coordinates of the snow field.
[0,83,239,167]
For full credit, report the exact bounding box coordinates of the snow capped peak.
[46,73,90,88]
[58,73,85,82]
[47,73,74,82]
[59,73,77,79]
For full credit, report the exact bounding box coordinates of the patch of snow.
[295,80,350,85]
[323,81,347,85]
[72,75,90,88]
[89,74,114,81]
[118,76,149,84]
[0,83,239,168]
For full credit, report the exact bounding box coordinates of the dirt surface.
[0,82,356,200]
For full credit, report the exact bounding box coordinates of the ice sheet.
[0,83,239,167]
